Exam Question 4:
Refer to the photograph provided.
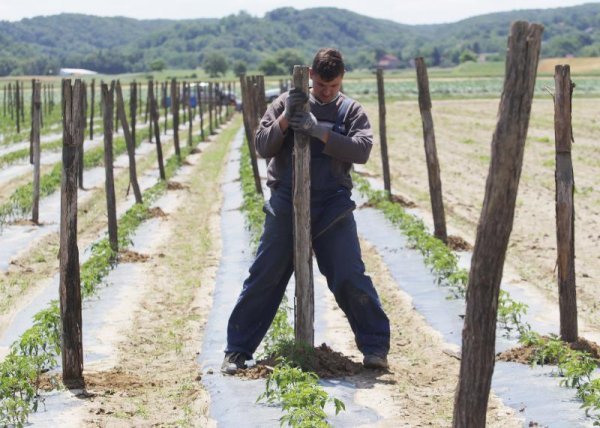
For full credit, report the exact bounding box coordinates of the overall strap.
[332,96,353,135]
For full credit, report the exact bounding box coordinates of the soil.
[147,206,167,218]
[363,97,600,338]
[498,336,600,365]
[166,180,189,190]
[237,343,364,380]
[117,250,150,263]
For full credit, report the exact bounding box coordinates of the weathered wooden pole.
[29,79,35,165]
[77,82,86,189]
[452,21,543,428]
[116,81,143,204]
[89,79,95,140]
[2,84,5,117]
[148,81,166,180]
[376,68,392,198]
[187,83,193,146]
[197,83,205,140]
[170,78,181,159]
[415,57,447,244]
[59,78,84,389]
[101,83,119,254]
[20,82,24,122]
[15,81,20,133]
[130,81,137,147]
[292,66,314,346]
[554,65,578,343]
[208,82,214,134]
[31,81,42,224]
[145,81,152,142]
[162,82,168,136]
[239,76,263,195]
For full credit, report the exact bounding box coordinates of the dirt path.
[363,97,600,336]
[319,237,520,427]
[77,122,238,426]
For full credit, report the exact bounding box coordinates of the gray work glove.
[283,89,308,120]
[288,111,329,142]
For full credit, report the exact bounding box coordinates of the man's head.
[310,48,345,104]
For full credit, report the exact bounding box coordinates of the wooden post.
[197,83,205,141]
[162,82,168,136]
[15,81,20,133]
[2,84,5,117]
[148,81,166,180]
[20,82,24,122]
[101,83,119,253]
[145,82,152,143]
[208,82,214,134]
[30,79,35,165]
[292,66,314,346]
[77,82,86,189]
[376,68,392,198]
[187,83,193,146]
[59,78,84,389]
[31,81,42,224]
[170,78,181,159]
[89,79,95,140]
[239,76,263,195]
[115,81,143,204]
[452,21,543,428]
[130,81,137,147]
[415,57,447,244]
[554,65,578,343]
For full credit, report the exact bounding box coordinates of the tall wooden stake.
[101,83,119,253]
[31,81,42,224]
[415,57,447,244]
[376,68,392,197]
[452,21,543,427]
[239,76,263,195]
[292,66,314,346]
[59,78,84,389]
[554,65,578,343]
[149,81,166,180]
[116,81,143,204]
[170,78,181,159]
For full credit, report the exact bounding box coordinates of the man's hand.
[288,111,329,142]
[283,89,308,120]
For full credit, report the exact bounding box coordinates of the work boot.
[363,354,389,369]
[221,352,248,375]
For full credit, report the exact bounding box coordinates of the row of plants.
[238,141,346,427]
[0,116,215,427]
[353,174,600,422]
[0,110,188,226]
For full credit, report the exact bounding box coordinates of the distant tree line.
[1,4,600,76]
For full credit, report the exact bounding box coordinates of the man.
[222,48,390,374]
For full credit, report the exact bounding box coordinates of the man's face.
[309,70,343,104]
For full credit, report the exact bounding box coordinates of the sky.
[0,0,594,25]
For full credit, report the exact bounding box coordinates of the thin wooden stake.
[101,82,119,253]
[292,66,314,346]
[31,81,42,224]
[415,58,447,243]
[376,68,392,198]
[149,81,166,180]
[116,81,143,204]
[554,64,578,342]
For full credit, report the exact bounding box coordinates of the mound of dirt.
[447,235,472,251]
[118,250,150,263]
[497,336,600,365]
[236,343,363,380]
[167,181,189,190]
[391,194,417,208]
[148,207,168,218]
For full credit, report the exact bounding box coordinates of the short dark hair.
[311,48,345,81]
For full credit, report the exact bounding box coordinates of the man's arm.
[323,103,373,164]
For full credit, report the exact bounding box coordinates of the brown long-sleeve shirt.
[255,91,373,191]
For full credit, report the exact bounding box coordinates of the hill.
[1,3,600,75]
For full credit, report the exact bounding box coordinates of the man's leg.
[313,213,390,361]
[225,206,294,359]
